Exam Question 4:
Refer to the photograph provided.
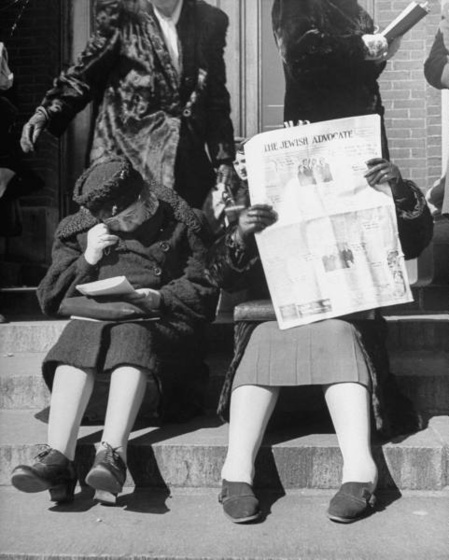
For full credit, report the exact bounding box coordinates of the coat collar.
[56,183,204,241]
[141,0,197,90]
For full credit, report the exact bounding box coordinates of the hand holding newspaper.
[244,115,413,330]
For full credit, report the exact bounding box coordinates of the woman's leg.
[100,365,148,463]
[47,365,96,461]
[323,382,377,489]
[222,384,280,484]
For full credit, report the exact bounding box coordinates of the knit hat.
[73,157,145,217]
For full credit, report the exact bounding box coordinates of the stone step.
[1,281,447,318]
[0,318,235,354]
[1,348,447,414]
[0,351,231,412]
[0,485,447,560]
[1,314,447,355]
[1,316,447,416]
[1,410,448,491]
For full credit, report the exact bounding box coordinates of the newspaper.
[244,115,413,330]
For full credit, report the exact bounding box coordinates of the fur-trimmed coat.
[206,181,434,439]
[39,0,235,208]
[38,186,219,422]
[272,0,390,156]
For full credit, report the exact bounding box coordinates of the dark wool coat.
[272,0,390,157]
[424,27,449,216]
[39,0,235,208]
[38,185,219,422]
[206,181,434,440]
[424,29,449,89]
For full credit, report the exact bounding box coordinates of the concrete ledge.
[2,349,447,414]
[1,410,447,491]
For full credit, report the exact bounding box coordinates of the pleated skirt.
[232,319,370,391]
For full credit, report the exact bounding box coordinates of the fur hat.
[73,157,145,217]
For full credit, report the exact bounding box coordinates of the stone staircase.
[0,290,448,559]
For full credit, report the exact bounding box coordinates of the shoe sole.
[223,510,262,524]
[327,509,373,524]
[85,465,122,496]
[93,489,117,506]
[11,470,51,493]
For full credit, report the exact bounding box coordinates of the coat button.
[154,267,162,276]
[160,241,170,252]
[183,108,192,118]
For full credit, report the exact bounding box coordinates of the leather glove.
[20,107,48,153]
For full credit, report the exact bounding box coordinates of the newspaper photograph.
[244,115,413,330]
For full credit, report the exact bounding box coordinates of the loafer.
[218,479,261,523]
[327,482,376,523]
[85,442,126,505]
[11,445,77,503]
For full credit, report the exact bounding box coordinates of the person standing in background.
[19,0,236,210]
[271,0,401,159]
[424,0,449,217]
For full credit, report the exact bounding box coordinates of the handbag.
[58,296,159,322]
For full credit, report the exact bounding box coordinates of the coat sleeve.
[158,225,219,330]
[36,222,100,316]
[394,180,434,260]
[424,28,449,90]
[39,0,123,136]
[205,227,261,293]
[202,8,235,167]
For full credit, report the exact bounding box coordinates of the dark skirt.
[42,318,209,423]
[233,319,370,390]
[42,319,160,388]
[218,314,424,439]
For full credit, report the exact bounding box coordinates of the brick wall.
[378,0,445,190]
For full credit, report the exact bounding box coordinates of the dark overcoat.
[206,181,434,440]
[424,28,449,89]
[272,0,390,157]
[39,0,235,208]
[38,185,219,422]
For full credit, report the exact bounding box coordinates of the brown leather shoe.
[218,479,261,523]
[327,482,376,523]
[11,446,77,503]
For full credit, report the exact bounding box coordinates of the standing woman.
[424,1,449,216]
[272,0,401,157]
[19,0,236,209]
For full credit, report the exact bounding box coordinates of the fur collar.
[56,182,203,241]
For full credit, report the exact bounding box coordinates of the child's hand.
[124,288,161,310]
[236,204,278,243]
[84,224,119,265]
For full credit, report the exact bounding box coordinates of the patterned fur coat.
[39,0,235,208]
[272,0,390,156]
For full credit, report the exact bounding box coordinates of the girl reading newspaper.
[10,157,217,505]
